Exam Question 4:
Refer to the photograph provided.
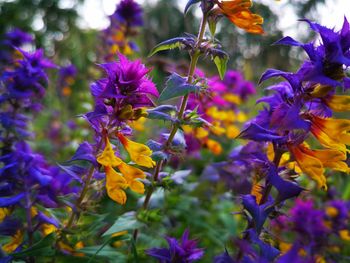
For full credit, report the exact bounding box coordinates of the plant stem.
[65,165,95,230]
[133,13,208,242]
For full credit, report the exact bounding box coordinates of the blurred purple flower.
[146,229,204,263]
[113,0,143,26]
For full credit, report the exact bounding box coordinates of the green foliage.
[159,73,200,102]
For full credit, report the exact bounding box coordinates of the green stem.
[133,13,208,242]
[65,165,95,230]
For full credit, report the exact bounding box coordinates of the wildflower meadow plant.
[1,0,350,262]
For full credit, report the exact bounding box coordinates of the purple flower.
[146,229,204,263]
[91,54,158,107]
[58,64,77,95]
[113,0,143,27]
[2,48,55,100]
[289,199,330,250]
[3,28,33,47]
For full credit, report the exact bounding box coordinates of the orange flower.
[309,115,350,153]
[289,143,349,190]
[216,0,264,34]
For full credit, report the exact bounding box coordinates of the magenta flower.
[91,54,158,108]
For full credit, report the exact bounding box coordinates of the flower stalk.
[133,12,208,241]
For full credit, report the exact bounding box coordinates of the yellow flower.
[105,166,128,205]
[117,162,146,194]
[206,139,223,155]
[309,115,350,153]
[117,133,155,168]
[289,144,327,190]
[325,206,339,218]
[195,127,209,139]
[97,138,123,167]
[111,231,128,248]
[339,229,350,241]
[325,95,350,112]
[2,230,23,253]
[42,224,57,236]
[223,93,241,105]
[226,125,240,139]
[289,144,349,190]
[0,208,10,222]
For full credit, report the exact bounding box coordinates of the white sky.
[78,0,350,38]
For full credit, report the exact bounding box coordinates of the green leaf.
[146,105,177,122]
[158,73,200,102]
[151,151,169,162]
[11,233,56,258]
[102,213,143,237]
[208,17,217,36]
[149,37,194,57]
[213,53,229,80]
[80,246,126,261]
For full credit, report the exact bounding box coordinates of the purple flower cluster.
[0,28,33,66]
[87,54,158,143]
[146,229,204,263]
[0,40,77,257]
[272,199,350,262]
[101,0,143,61]
[213,17,350,263]
[57,64,77,97]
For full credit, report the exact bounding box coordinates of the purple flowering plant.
[1,0,350,262]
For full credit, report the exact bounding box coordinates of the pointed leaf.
[209,49,229,79]
[149,37,194,57]
[102,213,143,237]
[158,73,200,102]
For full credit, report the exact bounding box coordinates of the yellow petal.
[117,161,146,181]
[42,224,57,236]
[108,187,127,205]
[2,230,23,253]
[195,127,209,139]
[226,125,240,139]
[325,95,350,112]
[289,145,327,190]
[105,166,128,190]
[0,208,10,223]
[206,139,223,155]
[310,116,350,153]
[104,166,128,205]
[339,230,350,241]
[117,133,155,168]
[129,180,145,194]
[97,138,123,167]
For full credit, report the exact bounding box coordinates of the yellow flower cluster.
[97,135,155,205]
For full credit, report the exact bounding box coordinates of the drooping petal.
[104,166,128,205]
[289,144,327,190]
[117,133,155,168]
[325,95,350,112]
[117,161,146,180]
[97,138,123,167]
